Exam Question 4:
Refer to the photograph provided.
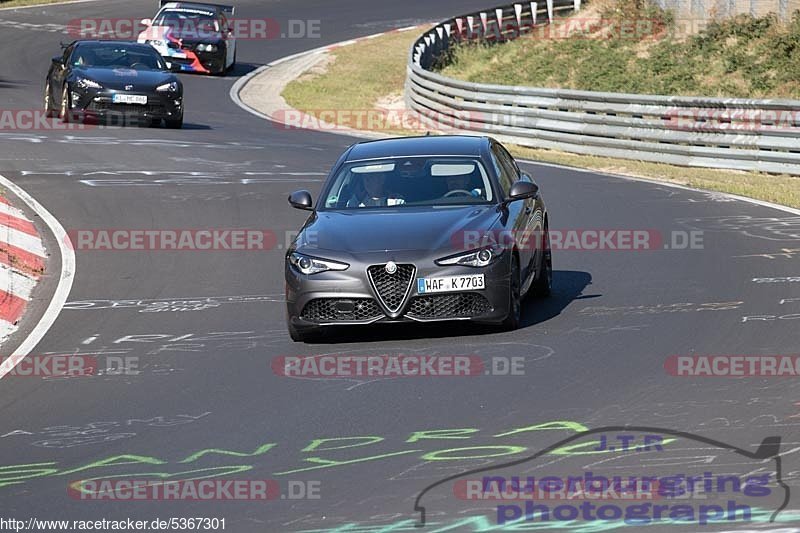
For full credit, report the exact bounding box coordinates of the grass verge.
[281,24,800,209]
[442,3,800,98]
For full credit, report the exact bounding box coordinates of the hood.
[72,67,175,91]
[300,205,502,256]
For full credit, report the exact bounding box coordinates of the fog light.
[477,249,492,263]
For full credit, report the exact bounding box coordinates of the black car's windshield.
[321,157,494,209]
[72,44,167,71]
[153,10,220,34]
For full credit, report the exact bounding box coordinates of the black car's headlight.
[436,245,504,268]
[289,252,349,275]
[196,43,218,52]
[76,77,101,90]
[156,81,179,92]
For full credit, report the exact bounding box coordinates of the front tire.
[59,84,71,123]
[165,115,183,129]
[287,316,321,343]
[500,255,521,331]
[226,48,236,72]
[44,80,55,118]
[531,225,552,298]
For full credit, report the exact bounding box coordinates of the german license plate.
[417,274,485,294]
[113,94,147,105]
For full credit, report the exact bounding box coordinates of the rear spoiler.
[159,1,234,16]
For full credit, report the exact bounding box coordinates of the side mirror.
[288,190,314,211]
[140,18,153,26]
[506,180,539,202]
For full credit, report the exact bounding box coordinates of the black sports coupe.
[44,40,184,127]
[285,135,552,342]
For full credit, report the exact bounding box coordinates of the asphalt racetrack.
[0,0,799,531]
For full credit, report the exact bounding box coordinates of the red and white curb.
[0,195,45,343]
[0,173,74,379]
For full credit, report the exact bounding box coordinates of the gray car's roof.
[345,135,490,161]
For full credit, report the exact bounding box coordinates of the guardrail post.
[514,3,523,28]
[531,2,537,25]
[574,0,581,10]
[546,0,554,23]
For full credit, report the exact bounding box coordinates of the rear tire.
[500,255,521,331]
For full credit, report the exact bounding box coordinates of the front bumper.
[160,45,225,74]
[285,252,513,329]
[70,87,183,122]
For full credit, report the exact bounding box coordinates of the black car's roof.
[72,40,154,49]
[345,135,490,162]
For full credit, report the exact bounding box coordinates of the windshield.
[72,44,167,71]
[321,157,494,209]
[153,10,220,35]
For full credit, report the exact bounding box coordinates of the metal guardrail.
[405,1,800,175]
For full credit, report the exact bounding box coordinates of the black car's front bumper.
[69,87,183,122]
[285,251,513,330]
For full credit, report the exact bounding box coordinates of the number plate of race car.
[417,274,485,293]
[112,94,147,104]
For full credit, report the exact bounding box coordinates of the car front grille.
[87,101,166,115]
[367,263,416,314]
[300,298,382,322]
[406,293,492,319]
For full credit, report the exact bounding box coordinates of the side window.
[496,145,520,182]
[490,145,514,196]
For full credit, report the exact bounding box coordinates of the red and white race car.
[138,1,236,75]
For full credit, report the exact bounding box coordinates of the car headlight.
[289,252,349,275]
[196,43,218,52]
[146,39,166,48]
[156,81,179,92]
[436,245,504,267]
[76,78,101,90]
